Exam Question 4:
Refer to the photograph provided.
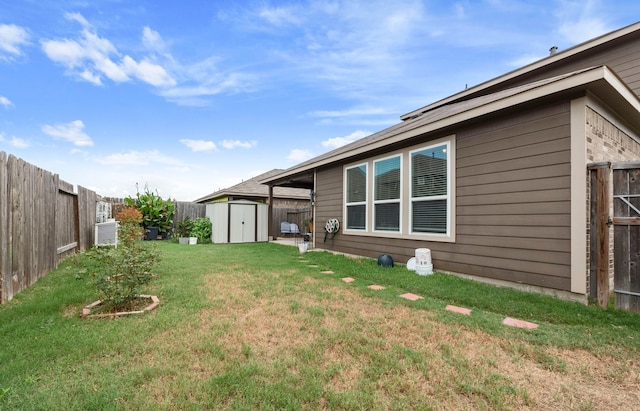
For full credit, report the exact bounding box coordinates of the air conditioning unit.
[95,220,118,247]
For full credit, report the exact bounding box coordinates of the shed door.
[229,204,256,243]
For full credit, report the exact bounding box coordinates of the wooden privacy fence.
[103,198,207,236]
[272,207,312,238]
[589,161,640,313]
[0,152,96,304]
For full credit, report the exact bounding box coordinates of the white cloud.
[41,120,93,147]
[0,24,30,60]
[0,133,29,148]
[321,130,371,149]
[287,148,314,162]
[122,56,176,87]
[41,13,175,88]
[258,6,302,26]
[221,139,256,149]
[96,149,180,166]
[180,139,218,152]
[555,0,612,44]
[0,96,14,108]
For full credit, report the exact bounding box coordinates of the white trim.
[372,154,402,233]
[409,141,452,237]
[343,162,368,232]
[571,97,588,295]
[342,135,456,243]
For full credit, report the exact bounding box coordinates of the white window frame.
[342,135,455,242]
[409,141,452,237]
[373,154,402,233]
[344,163,368,231]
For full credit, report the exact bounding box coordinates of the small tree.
[85,207,160,310]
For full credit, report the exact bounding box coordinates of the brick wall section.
[585,106,640,293]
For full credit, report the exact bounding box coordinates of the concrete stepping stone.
[399,293,423,301]
[342,277,355,283]
[445,305,472,315]
[503,317,539,329]
[321,270,334,274]
[368,285,385,290]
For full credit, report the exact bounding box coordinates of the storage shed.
[206,200,268,244]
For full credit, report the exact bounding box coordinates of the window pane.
[412,145,447,198]
[412,199,447,233]
[347,165,366,203]
[347,204,366,230]
[375,203,400,231]
[375,157,400,201]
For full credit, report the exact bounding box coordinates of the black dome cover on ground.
[377,254,394,268]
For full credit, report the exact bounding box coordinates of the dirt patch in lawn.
[142,269,640,410]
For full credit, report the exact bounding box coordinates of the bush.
[82,206,160,310]
[191,217,212,244]
[124,184,175,236]
[176,216,195,238]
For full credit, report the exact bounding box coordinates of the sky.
[1,1,639,201]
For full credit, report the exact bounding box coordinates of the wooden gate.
[589,162,640,313]
[612,164,640,312]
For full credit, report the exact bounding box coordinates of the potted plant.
[176,216,195,245]
[124,184,175,240]
[190,217,212,244]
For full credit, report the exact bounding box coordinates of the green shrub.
[124,184,175,236]
[82,207,160,310]
[176,216,195,238]
[191,217,212,244]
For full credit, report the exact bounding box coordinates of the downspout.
[268,184,274,241]
[313,169,317,249]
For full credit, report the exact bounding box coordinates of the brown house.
[262,22,640,304]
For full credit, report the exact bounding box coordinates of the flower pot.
[189,237,197,245]
[179,237,189,245]
[298,243,308,253]
[145,226,158,240]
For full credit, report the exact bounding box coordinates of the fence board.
[0,151,99,303]
[0,152,8,303]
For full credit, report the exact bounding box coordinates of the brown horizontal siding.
[455,101,572,288]
[458,163,570,186]
[456,234,569,252]
[313,101,573,292]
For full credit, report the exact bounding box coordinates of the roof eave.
[400,21,640,120]
[263,66,640,186]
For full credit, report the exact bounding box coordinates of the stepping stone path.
[306,263,540,330]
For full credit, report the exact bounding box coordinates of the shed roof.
[195,169,310,203]
[262,65,640,188]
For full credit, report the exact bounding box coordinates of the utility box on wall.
[206,200,268,244]
[95,220,118,247]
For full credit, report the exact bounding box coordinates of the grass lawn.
[1,242,639,410]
